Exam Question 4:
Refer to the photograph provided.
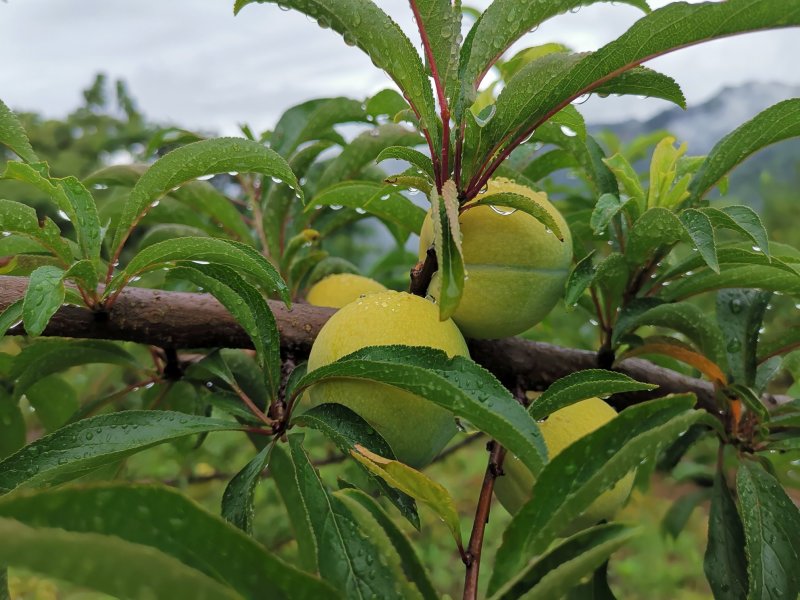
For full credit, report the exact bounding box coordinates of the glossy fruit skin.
[418,178,572,339]
[494,398,635,534]
[306,273,387,309]
[306,290,469,468]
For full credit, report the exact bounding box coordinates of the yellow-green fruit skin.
[306,290,469,468]
[419,178,572,339]
[494,398,635,534]
[306,273,387,309]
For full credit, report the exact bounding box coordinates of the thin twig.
[463,441,507,600]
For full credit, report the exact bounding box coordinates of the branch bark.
[1,276,790,415]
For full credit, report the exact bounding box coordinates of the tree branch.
[1,276,790,415]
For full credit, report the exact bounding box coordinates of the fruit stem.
[409,245,438,297]
[462,440,507,600]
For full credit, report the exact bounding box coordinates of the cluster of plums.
[303,179,633,525]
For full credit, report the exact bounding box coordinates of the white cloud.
[1,0,798,132]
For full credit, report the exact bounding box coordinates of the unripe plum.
[419,178,572,339]
[306,291,469,467]
[306,273,386,309]
[494,398,635,534]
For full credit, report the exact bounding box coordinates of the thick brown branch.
[1,276,790,415]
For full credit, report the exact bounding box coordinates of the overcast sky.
[1,0,798,135]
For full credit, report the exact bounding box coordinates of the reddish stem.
[463,441,507,600]
[409,0,451,188]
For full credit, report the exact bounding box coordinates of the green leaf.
[430,182,466,320]
[590,193,627,237]
[737,462,800,600]
[483,58,682,164]
[457,0,649,117]
[0,199,73,265]
[222,443,273,534]
[0,517,241,600]
[332,490,427,599]
[716,289,771,386]
[271,436,420,599]
[22,266,66,337]
[23,376,79,432]
[613,299,724,361]
[528,370,657,421]
[490,523,638,600]
[699,206,771,260]
[10,339,139,401]
[310,181,426,234]
[465,191,564,241]
[2,163,102,261]
[0,300,23,338]
[315,124,422,192]
[680,209,719,273]
[337,488,437,600]
[107,237,289,303]
[489,395,706,592]
[0,411,240,494]
[297,345,547,477]
[293,403,420,530]
[704,470,748,600]
[522,148,579,182]
[603,153,645,212]
[661,489,711,539]
[110,138,299,255]
[171,181,255,243]
[593,66,686,109]
[412,0,462,104]
[269,440,319,573]
[0,390,25,461]
[625,207,683,265]
[659,264,800,301]
[235,0,439,154]
[267,97,367,158]
[480,0,800,166]
[0,484,336,600]
[688,99,800,202]
[168,264,282,399]
[264,140,334,257]
[0,98,37,163]
[376,146,435,182]
[351,445,462,549]
[564,251,596,308]
[366,89,409,120]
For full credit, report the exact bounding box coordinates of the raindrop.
[490,205,516,216]
[560,125,578,137]
[729,298,743,314]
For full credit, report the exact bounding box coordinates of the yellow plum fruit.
[306,290,469,468]
[306,273,387,309]
[494,398,635,534]
[419,178,572,339]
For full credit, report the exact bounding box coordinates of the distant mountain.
[591,81,800,154]
[589,82,800,209]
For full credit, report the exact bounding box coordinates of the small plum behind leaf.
[306,290,469,468]
[494,397,635,535]
[419,178,572,339]
[306,273,386,309]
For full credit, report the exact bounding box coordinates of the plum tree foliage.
[1,0,800,598]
